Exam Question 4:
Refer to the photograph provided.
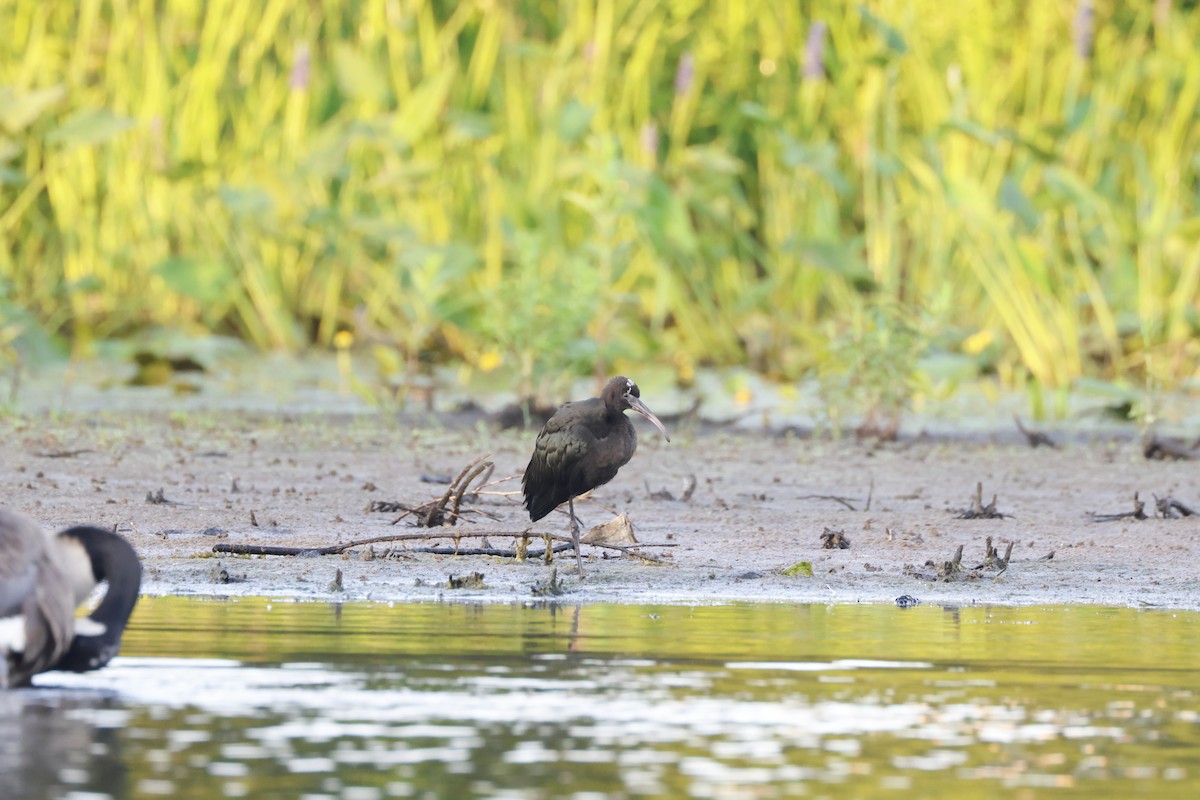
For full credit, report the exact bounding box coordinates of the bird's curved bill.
[629,397,671,442]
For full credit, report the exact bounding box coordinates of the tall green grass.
[1,0,1197,401]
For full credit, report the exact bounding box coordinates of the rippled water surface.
[4,599,1199,799]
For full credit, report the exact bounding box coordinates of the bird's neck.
[604,406,628,425]
[52,528,142,673]
[83,530,141,627]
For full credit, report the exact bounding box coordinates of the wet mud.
[2,411,1198,610]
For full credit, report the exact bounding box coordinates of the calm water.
[3,600,1198,799]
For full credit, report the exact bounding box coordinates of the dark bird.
[522,376,670,575]
[1,509,142,688]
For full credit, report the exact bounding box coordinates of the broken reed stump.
[820,528,850,549]
[447,572,485,590]
[531,567,565,597]
[956,482,1008,519]
[973,536,1013,571]
[906,538,1021,583]
[937,544,966,580]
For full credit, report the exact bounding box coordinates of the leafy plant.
[0,0,1196,404]
[814,302,933,439]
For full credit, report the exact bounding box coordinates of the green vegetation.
[1,1,1197,409]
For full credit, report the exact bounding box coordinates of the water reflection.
[3,600,1198,799]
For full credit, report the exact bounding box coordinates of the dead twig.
[389,454,495,527]
[799,494,858,511]
[1153,495,1198,518]
[1088,492,1148,522]
[33,449,94,459]
[1013,416,1058,449]
[416,543,574,558]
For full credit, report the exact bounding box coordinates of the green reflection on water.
[11,599,1200,800]
[124,596,1200,671]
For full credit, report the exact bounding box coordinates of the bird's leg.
[569,497,584,576]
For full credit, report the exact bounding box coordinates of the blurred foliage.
[0,0,1198,407]
[815,301,933,439]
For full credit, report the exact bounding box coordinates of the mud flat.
[3,410,1198,610]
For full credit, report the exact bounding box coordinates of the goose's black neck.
[52,527,142,674]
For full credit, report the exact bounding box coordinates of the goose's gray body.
[1,509,141,688]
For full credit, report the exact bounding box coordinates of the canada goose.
[1,509,142,688]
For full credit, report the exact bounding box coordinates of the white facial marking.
[73,618,108,638]
[0,616,27,653]
[54,535,99,606]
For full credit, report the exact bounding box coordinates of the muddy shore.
[2,409,1198,610]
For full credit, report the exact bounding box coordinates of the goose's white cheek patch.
[73,618,107,637]
[0,616,27,654]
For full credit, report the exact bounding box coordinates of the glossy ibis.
[522,376,670,575]
[1,509,142,687]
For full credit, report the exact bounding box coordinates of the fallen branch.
[212,529,678,562]
[1088,492,1148,522]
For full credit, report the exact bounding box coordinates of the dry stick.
[212,530,678,561]
[799,494,858,511]
[1153,495,1198,518]
[451,460,494,522]
[391,453,492,526]
[463,462,495,501]
[1088,492,1147,522]
[1013,415,1058,449]
[34,448,94,459]
[411,543,574,558]
[422,454,486,525]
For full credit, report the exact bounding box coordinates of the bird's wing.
[522,422,600,520]
[527,423,593,484]
[0,510,45,618]
[19,562,76,676]
[0,511,76,684]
